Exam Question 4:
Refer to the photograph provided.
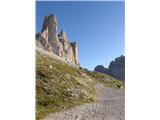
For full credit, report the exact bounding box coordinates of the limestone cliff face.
[36,14,79,65]
[70,42,79,65]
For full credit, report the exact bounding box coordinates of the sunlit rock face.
[36,14,79,65]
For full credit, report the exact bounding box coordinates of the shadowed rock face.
[36,14,79,65]
[70,42,79,65]
[94,65,109,74]
[94,55,125,80]
[109,55,125,80]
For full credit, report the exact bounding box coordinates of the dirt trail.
[43,84,124,120]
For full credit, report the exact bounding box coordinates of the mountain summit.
[36,14,79,65]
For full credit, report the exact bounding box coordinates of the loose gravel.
[43,84,124,120]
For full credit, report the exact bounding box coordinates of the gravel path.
[43,84,125,120]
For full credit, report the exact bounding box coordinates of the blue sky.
[36,1,124,70]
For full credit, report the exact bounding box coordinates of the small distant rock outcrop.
[94,55,125,80]
[94,65,109,74]
[36,14,79,65]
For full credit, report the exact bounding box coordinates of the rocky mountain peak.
[109,55,125,80]
[94,65,109,74]
[58,29,68,43]
[36,14,79,66]
[59,29,66,37]
[94,55,125,80]
[41,14,57,33]
[70,42,79,65]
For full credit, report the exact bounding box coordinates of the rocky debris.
[36,14,79,65]
[43,84,124,120]
[48,65,53,69]
[94,55,125,80]
[36,48,79,68]
[79,72,86,77]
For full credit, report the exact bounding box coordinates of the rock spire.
[36,14,79,65]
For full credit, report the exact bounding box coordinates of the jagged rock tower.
[36,14,79,65]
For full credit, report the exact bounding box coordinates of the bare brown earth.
[43,84,124,120]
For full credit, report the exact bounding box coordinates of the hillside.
[36,49,96,120]
[36,49,124,120]
[43,84,124,120]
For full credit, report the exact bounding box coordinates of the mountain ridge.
[94,55,125,80]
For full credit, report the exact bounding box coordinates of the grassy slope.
[36,51,96,120]
[84,69,124,89]
[36,50,124,120]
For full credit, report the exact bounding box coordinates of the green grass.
[98,79,124,88]
[83,69,124,89]
[36,51,96,120]
[84,70,113,79]
[36,50,124,120]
